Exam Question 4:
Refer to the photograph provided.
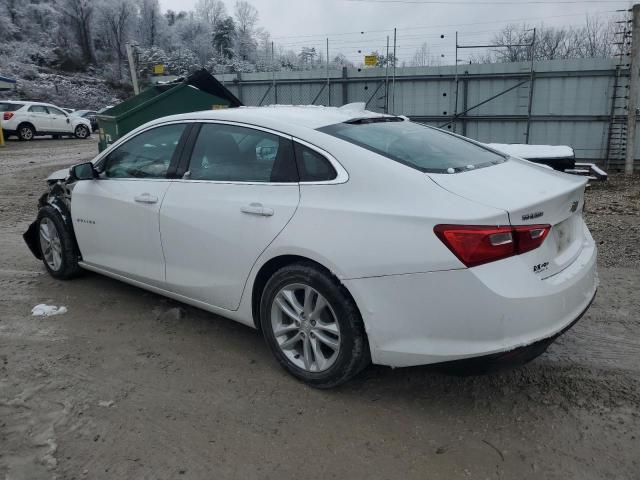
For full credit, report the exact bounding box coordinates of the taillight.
[3,112,14,121]
[434,224,550,267]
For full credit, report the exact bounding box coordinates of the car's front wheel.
[74,124,89,139]
[260,263,369,388]
[18,124,34,141]
[37,206,82,279]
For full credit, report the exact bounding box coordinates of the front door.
[47,106,73,133]
[160,122,300,310]
[72,123,188,287]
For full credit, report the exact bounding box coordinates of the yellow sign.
[364,55,378,66]
[153,64,165,74]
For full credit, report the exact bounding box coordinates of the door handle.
[241,203,274,217]
[134,193,158,204]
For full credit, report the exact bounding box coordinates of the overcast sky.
[158,0,632,64]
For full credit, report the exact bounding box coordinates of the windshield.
[318,120,506,173]
[0,102,23,112]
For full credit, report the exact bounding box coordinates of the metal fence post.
[236,72,243,104]
[342,67,348,105]
[625,3,640,174]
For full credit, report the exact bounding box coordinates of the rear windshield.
[318,119,506,173]
[0,102,23,112]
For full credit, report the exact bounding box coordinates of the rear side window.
[319,120,506,173]
[28,105,49,113]
[0,103,23,112]
[186,123,297,183]
[294,143,337,182]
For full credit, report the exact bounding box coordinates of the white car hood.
[47,168,70,182]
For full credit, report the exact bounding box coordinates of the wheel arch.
[250,254,363,332]
[17,121,36,133]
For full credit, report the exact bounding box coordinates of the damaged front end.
[23,168,78,260]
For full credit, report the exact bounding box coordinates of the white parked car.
[1,100,92,140]
[23,104,598,387]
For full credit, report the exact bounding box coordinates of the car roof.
[150,104,393,133]
[0,100,60,108]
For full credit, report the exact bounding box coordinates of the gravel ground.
[1,137,639,479]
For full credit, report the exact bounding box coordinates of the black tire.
[74,124,89,139]
[18,123,34,141]
[36,206,83,280]
[260,263,370,388]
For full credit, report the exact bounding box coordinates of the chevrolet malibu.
[23,104,598,388]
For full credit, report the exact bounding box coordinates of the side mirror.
[70,162,97,181]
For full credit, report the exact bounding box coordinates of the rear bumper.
[431,290,595,374]
[344,230,598,368]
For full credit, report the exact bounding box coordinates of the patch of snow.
[486,143,574,159]
[31,304,67,317]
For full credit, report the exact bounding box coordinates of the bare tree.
[491,23,534,63]
[490,17,617,64]
[137,0,165,47]
[411,42,440,67]
[58,0,98,64]
[195,0,226,28]
[234,1,258,61]
[98,0,135,79]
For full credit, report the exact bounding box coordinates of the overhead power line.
[271,9,620,40]
[345,0,629,4]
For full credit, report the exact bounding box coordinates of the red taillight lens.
[3,112,14,121]
[434,224,551,267]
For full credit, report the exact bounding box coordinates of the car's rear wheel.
[37,206,82,279]
[260,263,369,388]
[74,125,89,139]
[18,124,34,141]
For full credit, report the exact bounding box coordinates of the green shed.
[97,69,242,151]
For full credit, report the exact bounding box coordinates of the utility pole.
[385,35,390,113]
[524,27,537,144]
[625,3,640,174]
[125,43,140,95]
[326,38,331,105]
[392,27,397,114]
[454,31,459,133]
[272,41,277,104]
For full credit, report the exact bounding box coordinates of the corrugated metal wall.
[216,58,637,170]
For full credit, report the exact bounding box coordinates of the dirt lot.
[1,137,639,480]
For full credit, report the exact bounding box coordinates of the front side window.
[187,123,297,182]
[319,119,506,173]
[48,107,66,116]
[103,124,186,179]
[29,105,49,114]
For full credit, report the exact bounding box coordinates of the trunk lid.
[428,158,588,278]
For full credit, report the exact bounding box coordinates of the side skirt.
[78,261,257,329]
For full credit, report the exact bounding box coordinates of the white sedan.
[24,104,598,388]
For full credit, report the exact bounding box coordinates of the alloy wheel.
[39,218,62,271]
[21,127,33,140]
[270,283,341,372]
[75,126,88,138]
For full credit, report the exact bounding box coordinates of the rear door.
[72,123,189,287]
[160,122,300,310]
[27,105,51,131]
